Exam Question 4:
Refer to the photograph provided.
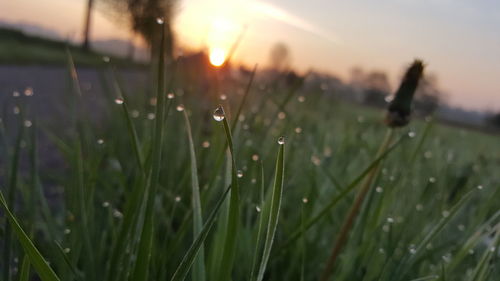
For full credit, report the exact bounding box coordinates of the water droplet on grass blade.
[297,96,305,102]
[114,98,124,105]
[442,210,450,217]
[24,87,34,96]
[102,201,110,207]
[176,104,185,112]
[255,206,261,212]
[295,127,302,134]
[277,136,285,145]
[156,17,164,24]
[237,170,243,178]
[24,120,32,128]
[12,91,20,97]
[376,186,383,193]
[252,154,259,161]
[213,106,225,121]
[387,217,394,223]
[219,94,227,100]
[278,112,286,119]
[167,92,175,99]
[97,139,104,145]
[302,197,309,204]
[103,56,110,63]
[175,196,181,202]
[147,113,155,120]
[202,141,210,148]
[64,248,71,254]
[408,131,416,138]
[64,229,71,235]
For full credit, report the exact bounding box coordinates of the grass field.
[0,44,499,281]
[0,27,138,67]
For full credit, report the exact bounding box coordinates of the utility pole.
[82,0,94,50]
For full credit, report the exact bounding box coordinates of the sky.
[1,0,499,111]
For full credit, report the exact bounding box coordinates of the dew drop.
[457,224,465,231]
[176,104,185,112]
[63,228,71,235]
[408,131,416,138]
[416,204,424,211]
[376,186,383,193]
[114,98,124,105]
[295,127,302,134]
[428,177,436,183]
[408,245,417,255]
[147,113,155,120]
[63,248,71,254]
[387,217,394,224]
[252,154,259,161]
[237,170,243,178]
[12,91,20,97]
[156,17,164,24]
[477,185,483,190]
[468,249,475,255]
[24,87,34,96]
[442,210,450,218]
[24,120,32,128]
[219,94,227,101]
[251,178,257,184]
[97,139,104,145]
[297,96,305,103]
[255,206,261,212]
[102,56,110,63]
[213,106,225,121]
[278,112,286,120]
[131,110,140,118]
[113,209,123,219]
[311,155,321,166]
[167,92,175,99]
[202,141,210,148]
[102,201,110,208]
[302,197,309,204]
[175,196,181,202]
[277,136,285,145]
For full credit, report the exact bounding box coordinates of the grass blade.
[215,106,240,281]
[256,137,285,281]
[279,134,407,251]
[170,187,231,281]
[130,22,167,281]
[0,191,61,281]
[183,110,206,281]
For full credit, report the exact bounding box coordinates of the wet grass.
[0,49,499,281]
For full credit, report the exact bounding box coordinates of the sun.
[209,47,226,67]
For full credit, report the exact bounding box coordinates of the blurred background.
[1,0,500,129]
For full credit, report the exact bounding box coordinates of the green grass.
[0,49,499,281]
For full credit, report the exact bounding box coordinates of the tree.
[269,42,290,72]
[100,0,177,59]
[82,0,94,50]
[414,73,443,116]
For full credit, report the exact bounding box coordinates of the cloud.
[248,0,341,44]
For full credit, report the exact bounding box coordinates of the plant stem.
[320,129,394,281]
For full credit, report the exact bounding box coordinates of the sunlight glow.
[209,47,226,66]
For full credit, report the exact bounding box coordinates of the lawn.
[0,44,499,281]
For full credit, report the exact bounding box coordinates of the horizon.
[1,0,499,111]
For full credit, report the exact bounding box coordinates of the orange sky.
[1,0,499,111]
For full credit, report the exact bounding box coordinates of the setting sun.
[209,47,226,67]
